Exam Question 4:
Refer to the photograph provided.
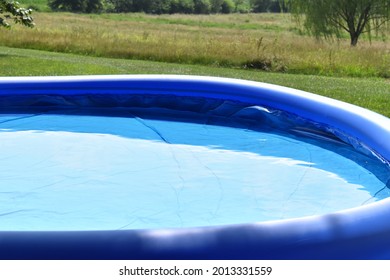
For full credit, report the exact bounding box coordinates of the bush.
[233,0,251,13]
[250,0,288,13]
[250,0,271,12]
[210,0,223,13]
[86,0,104,13]
[221,0,234,13]
[106,0,153,13]
[193,0,211,14]
[150,0,171,14]
[49,0,103,13]
[170,0,195,13]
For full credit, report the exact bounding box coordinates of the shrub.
[221,0,234,13]
[193,0,211,14]
[49,0,103,13]
[170,0,195,13]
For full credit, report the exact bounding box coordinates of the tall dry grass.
[0,12,388,77]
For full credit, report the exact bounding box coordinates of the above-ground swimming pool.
[0,75,389,259]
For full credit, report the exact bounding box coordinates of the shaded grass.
[0,12,388,78]
[0,46,389,117]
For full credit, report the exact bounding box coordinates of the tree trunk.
[350,32,359,47]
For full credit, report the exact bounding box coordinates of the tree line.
[48,0,289,14]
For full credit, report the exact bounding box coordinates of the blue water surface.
[0,112,389,231]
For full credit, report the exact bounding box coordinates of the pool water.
[0,111,389,231]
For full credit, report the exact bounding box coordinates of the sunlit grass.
[0,12,389,78]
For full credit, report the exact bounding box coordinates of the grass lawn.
[0,46,389,117]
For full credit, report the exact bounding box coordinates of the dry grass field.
[0,12,388,78]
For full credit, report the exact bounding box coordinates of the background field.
[0,12,389,78]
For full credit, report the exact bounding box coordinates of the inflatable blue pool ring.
[0,75,389,260]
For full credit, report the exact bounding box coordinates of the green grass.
[1,46,389,117]
[0,12,389,78]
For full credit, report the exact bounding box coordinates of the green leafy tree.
[150,0,171,14]
[289,0,390,46]
[49,0,103,13]
[86,0,104,13]
[210,0,223,12]
[250,0,271,12]
[0,0,34,28]
[233,0,250,13]
[193,0,211,13]
[107,0,154,13]
[250,0,286,12]
[49,0,85,12]
[269,0,288,12]
[221,0,234,13]
[170,0,195,13]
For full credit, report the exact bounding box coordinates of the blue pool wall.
[0,75,389,260]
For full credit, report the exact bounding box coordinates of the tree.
[49,0,85,12]
[210,0,224,13]
[49,0,104,13]
[221,0,234,13]
[250,0,272,12]
[85,0,104,13]
[170,0,195,14]
[0,0,34,28]
[233,0,248,12]
[193,0,211,14]
[289,0,390,46]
